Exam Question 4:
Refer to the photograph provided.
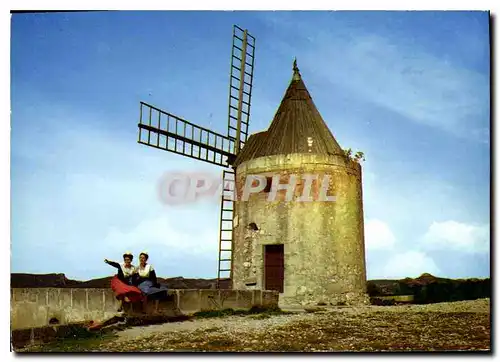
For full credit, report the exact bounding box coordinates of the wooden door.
[264,244,284,293]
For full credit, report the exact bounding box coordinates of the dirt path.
[23,299,491,352]
[105,299,491,352]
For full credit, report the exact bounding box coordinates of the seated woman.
[104,252,143,309]
[134,252,169,305]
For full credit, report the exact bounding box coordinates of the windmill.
[137,25,256,289]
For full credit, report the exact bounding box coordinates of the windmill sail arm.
[226,25,256,153]
[138,101,235,167]
[138,123,233,154]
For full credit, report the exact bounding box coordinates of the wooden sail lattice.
[136,25,256,289]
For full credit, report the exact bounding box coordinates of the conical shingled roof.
[233,60,343,167]
[232,130,268,166]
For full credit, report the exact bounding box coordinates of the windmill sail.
[216,25,256,288]
[135,25,256,290]
[216,169,235,288]
[138,102,234,167]
[226,25,256,154]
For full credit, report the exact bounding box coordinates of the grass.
[192,305,290,319]
[16,328,118,353]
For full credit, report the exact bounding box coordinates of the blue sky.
[11,11,490,281]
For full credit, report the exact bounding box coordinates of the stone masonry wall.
[11,288,120,330]
[233,153,369,307]
[11,288,279,330]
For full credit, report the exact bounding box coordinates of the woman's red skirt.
[110,275,144,303]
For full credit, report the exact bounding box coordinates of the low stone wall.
[11,288,120,331]
[11,288,279,331]
[175,289,276,314]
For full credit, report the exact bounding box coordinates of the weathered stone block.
[11,288,34,303]
[237,290,253,309]
[103,290,119,313]
[252,290,262,306]
[34,305,49,328]
[46,288,61,308]
[219,290,238,309]
[155,292,178,316]
[58,289,73,309]
[86,289,104,311]
[177,289,201,314]
[199,290,220,311]
[71,289,87,310]
[262,291,279,307]
[11,302,43,329]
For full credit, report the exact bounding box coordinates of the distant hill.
[367,273,490,304]
[11,272,489,304]
[10,273,231,290]
[10,273,81,288]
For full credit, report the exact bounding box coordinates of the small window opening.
[49,317,60,325]
[248,222,259,231]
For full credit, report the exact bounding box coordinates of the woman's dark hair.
[123,254,133,261]
[139,253,149,261]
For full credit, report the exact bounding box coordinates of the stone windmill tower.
[136,25,368,307]
[230,60,369,307]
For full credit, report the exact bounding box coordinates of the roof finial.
[292,57,301,81]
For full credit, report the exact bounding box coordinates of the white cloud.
[327,35,487,138]
[365,219,396,250]
[380,251,440,279]
[260,14,489,142]
[103,215,218,257]
[421,220,490,254]
[11,108,223,279]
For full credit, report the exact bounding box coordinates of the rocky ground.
[21,299,491,352]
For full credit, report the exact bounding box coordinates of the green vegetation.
[192,305,289,319]
[367,276,491,304]
[17,327,117,352]
[343,148,366,163]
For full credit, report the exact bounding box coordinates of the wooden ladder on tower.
[217,170,235,289]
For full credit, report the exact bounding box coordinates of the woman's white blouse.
[121,264,136,278]
[136,264,154,278]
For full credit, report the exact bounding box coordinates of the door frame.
[262,243,285,293]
